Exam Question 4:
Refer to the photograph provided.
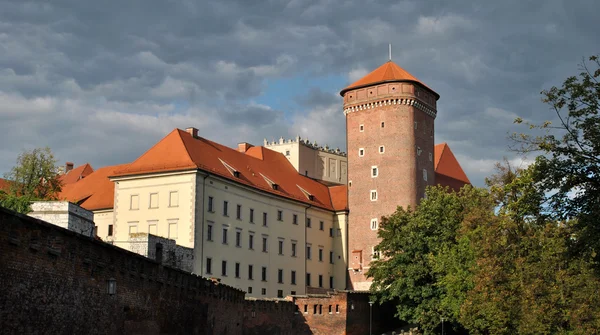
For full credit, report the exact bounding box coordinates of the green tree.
[0,147,62,213]
[511,55,600,259]
[367,186,491,334]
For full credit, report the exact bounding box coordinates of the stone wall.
[122,232,194,272]
[1,206,244,335]
[28,201,95,237]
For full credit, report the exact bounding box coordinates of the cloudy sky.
[1,0,598,186]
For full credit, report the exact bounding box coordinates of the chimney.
[185,127,199,138]
[65,162,74,173]
[237,142,254,153]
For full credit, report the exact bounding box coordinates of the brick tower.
[341,61,439,290]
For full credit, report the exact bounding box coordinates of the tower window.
[372,166,378,178]
[379,146,385,154]
[370,190,378,201]
[371,218,378,230]
[285,150,290,156]
[423,169,428,182]
[414,122,418,129]
[381,122,385,128]
[348,181,352,188]
[359,148,365,157]
[429,152,433,162]
[359,124,364,132]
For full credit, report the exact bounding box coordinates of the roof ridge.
[176,129,199,169]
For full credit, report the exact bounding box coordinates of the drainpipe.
[304,204,312,293]
[200,173,209,276]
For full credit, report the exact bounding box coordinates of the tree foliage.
[0,147,62,213]
[511,55,600,259]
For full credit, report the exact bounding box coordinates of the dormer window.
[219,159,240,178]
[260,173,279,190]
[308,195,315,201]
[297,185,314,201]
[272,184,279,191]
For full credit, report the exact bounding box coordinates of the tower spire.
[389,43,392,61]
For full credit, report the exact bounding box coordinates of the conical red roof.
[340,61,438,99]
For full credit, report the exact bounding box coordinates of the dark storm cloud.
[0,0,599,186]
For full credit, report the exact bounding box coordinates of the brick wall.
[124,232,194,272]
[1,206,244,335]
[243,298,311,335]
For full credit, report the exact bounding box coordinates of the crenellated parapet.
[264,136,347,157]
[343,97,436,119]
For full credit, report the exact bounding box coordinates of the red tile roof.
[0,178,10,192]
[112,129,345,211]
[328,185,348,211]
[434,143,470,191]
[340,61,439,98]
[60,164,128,211]
[59,163,94,185]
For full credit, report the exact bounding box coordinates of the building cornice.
[343,97,437,119]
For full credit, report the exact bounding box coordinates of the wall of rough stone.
[123,232,194,272]
[243,298,311,335]
[28,201,95,237]
[1,206,244,335]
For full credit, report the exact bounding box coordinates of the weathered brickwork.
[244,298,311,334]
[344,82,436,290]
[1,207,244,335]
[124,232,194,272]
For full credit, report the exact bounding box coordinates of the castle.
[58,60,470,295]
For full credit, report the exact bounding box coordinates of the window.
[292,214,298,225]
[371,190,378,201]
[277,210,283,221]
[372,166,378,177]
[318,275,323,288]
[372,246,381,259]
[222,227,228,244]
[304,305,308,314]
[208,196,214,212]
[236,230,242,247]
[291,291,296,295]
[359,148,365,157]
[130,194,139,210]
[319,221,324,231]
[262,236,268,252]
[149,193,158,209]
[128,223,138,234]
[207,224,213,241]
[291,270,296,285]
[429,152,433,162]
[371,218,378,230]
[329,305,332,314]
[148,221,157,235]
[423,169,428,182]
[291,241,297,257]
[236,204,242,220]
[306,244,312,260]
[349,181,352,188]
[248,287,253,294]
[223,201,228,216]
[248,265,254,280]
[379,146,385,154]
[249,233,254,250]
[168,220,178,239]
[359,124,364,132]
[319,248,323,262]
[277,290,283,298]
[278,269,283,283]
[235,262,240,278]
[306,218,311,228]
[381,121,385,128]
[249,208,254,223]
[261,267,267,281]
[336,305,339,313]
[262,212,268,226]
[169,191,179,207]
[261,288,266,296]
[221,260,227,276]
[414,121,418,129]
[285,150,290,156]
[206,257,212,274]
[108,224,113,236]
[313,305,317,314]
[329,228,333,237]
[330,276,334,289]
[330,251,334,264]
[278,240,284,255]
[306,273,311,287]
